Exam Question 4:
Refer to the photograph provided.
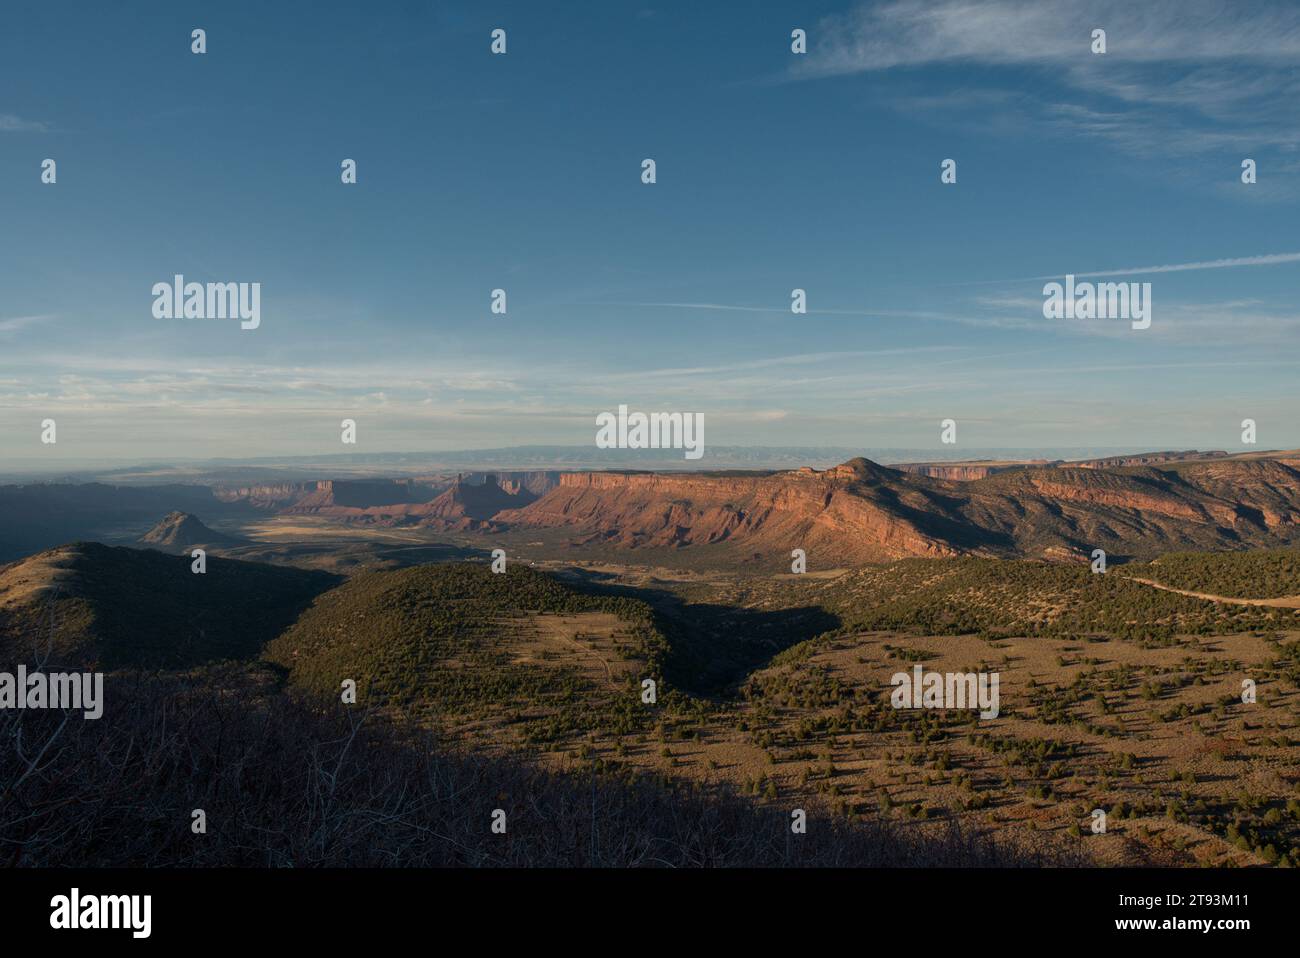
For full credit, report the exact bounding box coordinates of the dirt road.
[1125,575,1300,608]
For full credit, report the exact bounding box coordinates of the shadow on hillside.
[554,568,841,696]
[0,543,343,670]
[0,667,1077,868]
[892,489,1018,553]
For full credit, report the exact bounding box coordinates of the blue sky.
[2,0,1299,463]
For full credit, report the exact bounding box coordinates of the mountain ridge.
[494,453,1300,564]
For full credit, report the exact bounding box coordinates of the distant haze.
[0,445,1207,484]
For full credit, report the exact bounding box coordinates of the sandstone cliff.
[496,455,1300,564]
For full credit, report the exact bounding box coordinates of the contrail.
[1043,252,1300,279]
[947,252,1300,286]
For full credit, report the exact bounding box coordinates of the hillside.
[788,556,1300,641]
[1117,547,1300,600]
[3,666,1038,868]
[2,537,1297,868]
[0,542,339,669]
[264,562,669,745]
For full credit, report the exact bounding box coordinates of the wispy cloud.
[0,314,55,338]
[0,114,50,133]
[605,346,967,380]
[571,300,969,323]
[792,1,1300,159]
[798,0,1300,77]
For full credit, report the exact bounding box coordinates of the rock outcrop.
[139,512,242,551]
[416,474,538,529]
